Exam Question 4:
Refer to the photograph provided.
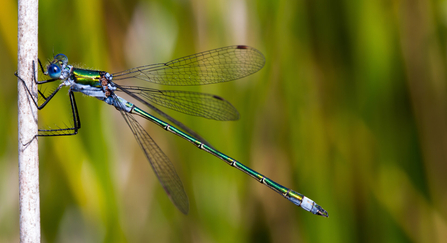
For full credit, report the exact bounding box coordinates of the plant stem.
[18,0,40,242]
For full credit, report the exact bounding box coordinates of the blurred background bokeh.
[1,0,447,242]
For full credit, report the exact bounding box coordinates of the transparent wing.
[120,108,189,214]
[118,85,239,121]
[112,45,265,86]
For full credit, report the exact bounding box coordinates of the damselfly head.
[47,54,68,79]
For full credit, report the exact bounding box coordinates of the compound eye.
[54,53,68,65]
[47,64,61,79]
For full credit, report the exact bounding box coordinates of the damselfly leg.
[15,60,81,137]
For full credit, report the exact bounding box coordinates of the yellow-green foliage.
[1,0,446,242]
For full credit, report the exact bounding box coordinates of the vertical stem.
[18,0,40,242]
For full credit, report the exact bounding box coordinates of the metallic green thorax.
[72,68,102,87]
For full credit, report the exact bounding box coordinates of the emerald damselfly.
[16,45,328,217]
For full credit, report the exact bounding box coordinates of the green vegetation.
[1,0,446,242]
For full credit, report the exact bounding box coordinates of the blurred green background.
[1,0,447,242]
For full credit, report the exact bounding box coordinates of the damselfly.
[16,45,328,217]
